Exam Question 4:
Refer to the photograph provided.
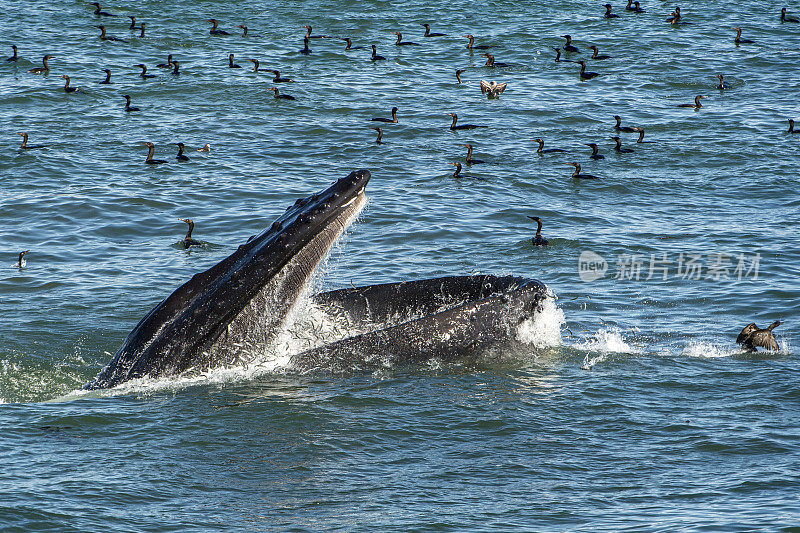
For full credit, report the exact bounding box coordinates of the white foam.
[681,341,738,359]
[516,294,565,348]
[575,327,639,354]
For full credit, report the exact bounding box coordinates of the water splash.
[516,294,565,348]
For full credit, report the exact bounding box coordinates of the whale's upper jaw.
[86,170,371,390]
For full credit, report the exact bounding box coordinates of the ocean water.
[1,0,799,530]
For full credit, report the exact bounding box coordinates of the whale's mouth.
[86,170,370,390]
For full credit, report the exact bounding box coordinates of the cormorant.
[371,44,386,60]
[677,95,704,108]
[91,2,116,16]
[135,63,156,79]
[447,113,487,130]
[208,19,230,35]
[527,216,549,246]
[7,44,18,61]
[128,16,141,30]
[633,127,654,143]
[482,53,509,67]
[737,321,782,352]
[788,119,798,134]
[781,8,800,23]
[302,25,330,39]
[534,138,567,155]
[123,94,140,112]
[423,24,446,37]
[16,250,29,268]
[604,4,620,18]
[562,35,579,52]
[611,136,634,153]
[586,143,605,159]
[248,59,268,72]
[61,75,78,93]
[716,73,728,90]
[171,61,180,75]
[480,80,507,99]
[156,54,173,68]
[139,23,146,38]
[589,45,611,59]
[270,87,295,100]
[613,115,637,132]
[373,127,383,144]
[28,54,53,74]
[393,32,420,46]
[97,25,128,42]
[456,69,465,83]
[633,1,645,12]
[17,133,46,149]
[300,37,312,55]
[100,68,112,84]
[734,27,753,45]
[179,219,202,248]
[228,54,241,68]
[236,25,263,37]
[341,38,363,50]
[269,70,294,82]
[465,144,485,165]
[568,162,599,179]
[464,34,492,50]
[372,107,398,123]
[578,61,599,79]
[175,143,189,161]
[452,161,463,178]
[143,142,167,164]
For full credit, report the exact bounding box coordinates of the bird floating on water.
[372,107,398,123]
[28,54,52,74]
[677,95,705,109]
[527,216,549,246]
[480,80,507,99]
[372,127,383,144]
[737,321,782,352]
[611,136,634,153]
[465,144,485,165]
[482,53,509,68]
[578,61,599,80]
[447,113,487,131]
[613,115,637,132]
[175,143,189,161]
[16,250,29,268]
[604,4,620,18]
[781,8,800,23]
[586,143,605,159]
[393,32,419,46]
[100,68,112,84]
[371,44,386,61]
[135,63,156,79]
[422,24,446,37]
[123,94,139,112]
[589,45,611,60]
[270,87,295,100]
[7,44,18,61]
[143,142,167,164]
[568,162,599,179]
[90,2,116,16]
[716,74,728,90]
[17,133,46,149]
[208,19,230,36]
[734,27,753,45]
[61,75,79,93]
[97,25,128,43]
[464,34,491,50]
[534,138,566,155]
[179,219,202,248]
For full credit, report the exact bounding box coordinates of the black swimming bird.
[228,54,241,68]
[156,54,173,68]
[16,250,29,268]
[465,144,485,165]
[788,119,798,134]
[534,138,566,155]
[371,44,386,60]
[586,143,605,159]
[7,44,18,61]
[737,321,781,352]
[100,68,112,84]
[341,38,363,50]
[527,216,549,246]
[632,1,645,12]
[135,63,156,79]
[480,80,507,99]
[604,4,620,18]
[734,27,753,45]
[447,113,487,130]
[171,61,180,75]
[422,24,446,37]
[452,161,463,178]
[562,34,579,53]
[138,23,146,38]
[482,53,510,68]
[28,54,52,74]
[568,162,599,179]
[269,70,294,82]
[17,132,46,149]
[175,143,189,161]
[666,7,681,24]
[128,16,142,30]
[632,127,654,143]
[373,127,383,145]
[677,95,704,108]
[589,45,611,60]
[302,25,330,39]
[393,32,420,46]
[300,37,312,55]
[270,87,295,100]
[464,34,492,50]
[716,74,728,90]
[372,107,398,123]
[143,142,167,164]
[61,75,79,93]
[626,0,635,10]
[179,219,202,248]
[208,19,230,35]
[613,115,637,132]
[456,69,465,83]
[248,59,268,72]
[578,61,599,79]
[91,2,116,16]
[236,25,263,38]
[781,8,800,23]
[123,94,139,112]
[611,136,634,153]
[97,25,128,42]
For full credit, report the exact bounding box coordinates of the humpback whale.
[87,170,547,389]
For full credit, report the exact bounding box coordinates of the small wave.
[574,328,639,370]
[681,342,739,359]
[516,294,565,348]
